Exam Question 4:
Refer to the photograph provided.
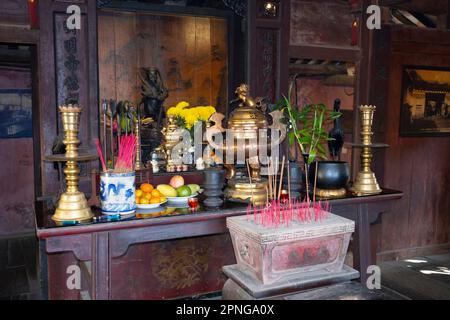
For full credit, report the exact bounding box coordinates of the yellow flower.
[167,107,180,117]
[175,101,189,110]
[169,102,216,129]
[197,106,216,121]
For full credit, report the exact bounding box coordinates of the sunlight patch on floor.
[420,267,450,276]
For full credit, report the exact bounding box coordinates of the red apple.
[170,175,185,189]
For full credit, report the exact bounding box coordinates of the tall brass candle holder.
[134,117,141,171]
[350,105,388,196]
[52,105,94,222]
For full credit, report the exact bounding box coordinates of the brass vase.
[52,105,93,222]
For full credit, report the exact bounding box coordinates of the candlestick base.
[350,171,381,196]
[52,191,93,222]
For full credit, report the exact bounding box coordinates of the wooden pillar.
[247,0,290,100]
[38,0,99,197]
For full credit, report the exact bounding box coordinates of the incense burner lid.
[227,105,268,132]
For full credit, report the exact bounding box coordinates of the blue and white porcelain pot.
[100,171,136,215]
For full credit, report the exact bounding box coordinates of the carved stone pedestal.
[223,212,358,300]
[222,264,359,300]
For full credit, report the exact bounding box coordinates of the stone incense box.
[227,212,355,285]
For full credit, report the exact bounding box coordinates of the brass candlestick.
[52,105,93,222]
[350,105,384,196]
[134,117,141,171]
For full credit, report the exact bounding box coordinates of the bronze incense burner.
[206,84,286,204]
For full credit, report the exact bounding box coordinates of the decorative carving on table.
[151,245,213,290]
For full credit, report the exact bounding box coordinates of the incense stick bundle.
[95,138,107,172]
[114,135,137,173]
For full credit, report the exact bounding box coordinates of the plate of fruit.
[136,183,167,209]
[156,175,201,204]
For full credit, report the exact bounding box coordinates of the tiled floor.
[0,235,41,300]
[380,253,450,300]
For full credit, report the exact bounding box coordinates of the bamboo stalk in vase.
[274,157,278,200]
[287,160,291,202]
[313,160,318,203]
[267,157,272,200]
[246,159,254,205]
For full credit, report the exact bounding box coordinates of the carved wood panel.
[247,0,290,101]
[38,0,98,196]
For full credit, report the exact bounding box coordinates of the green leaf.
[308,150,316,164]
[317,144,327,157]
[288,131,295,146]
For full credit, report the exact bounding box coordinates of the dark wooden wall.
[98,10,229,113]
[0,0,29,26]
[0,0,36,236]
[290,0,353,47]
[371,25,450,261]
[0,67,35,236]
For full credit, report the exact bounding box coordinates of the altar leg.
[92,232,111,300]
[353,203,371,283]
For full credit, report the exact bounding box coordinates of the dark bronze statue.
[138,67,168,125]
[138,67,169,163]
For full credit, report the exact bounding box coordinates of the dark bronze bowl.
[308,161,350,190]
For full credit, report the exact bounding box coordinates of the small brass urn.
[52,105,93,222]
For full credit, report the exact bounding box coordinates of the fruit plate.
[136,200,167,209]
[166,193,198,204]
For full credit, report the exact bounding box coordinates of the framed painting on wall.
[400,66,450,136]
[0,89,32,138]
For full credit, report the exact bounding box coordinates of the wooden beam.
[288,44,361,63]
[289,63,348,76]
[323,75,355,87]
[0,25,39,44]
[380,0,448,15]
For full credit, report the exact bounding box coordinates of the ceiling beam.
[380,0,449,15]
[289,63,348,76]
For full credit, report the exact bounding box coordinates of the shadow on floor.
[380,253,450,300]
[0,234,41,300]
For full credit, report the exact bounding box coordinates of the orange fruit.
[136,197,141,204]
[151,189,161,197]
[144,193,152,200]
[150,197,160,204]
[140,198,149,204]
[159,196,167,202]
[140,183,154,193]
[136,190,143,198]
